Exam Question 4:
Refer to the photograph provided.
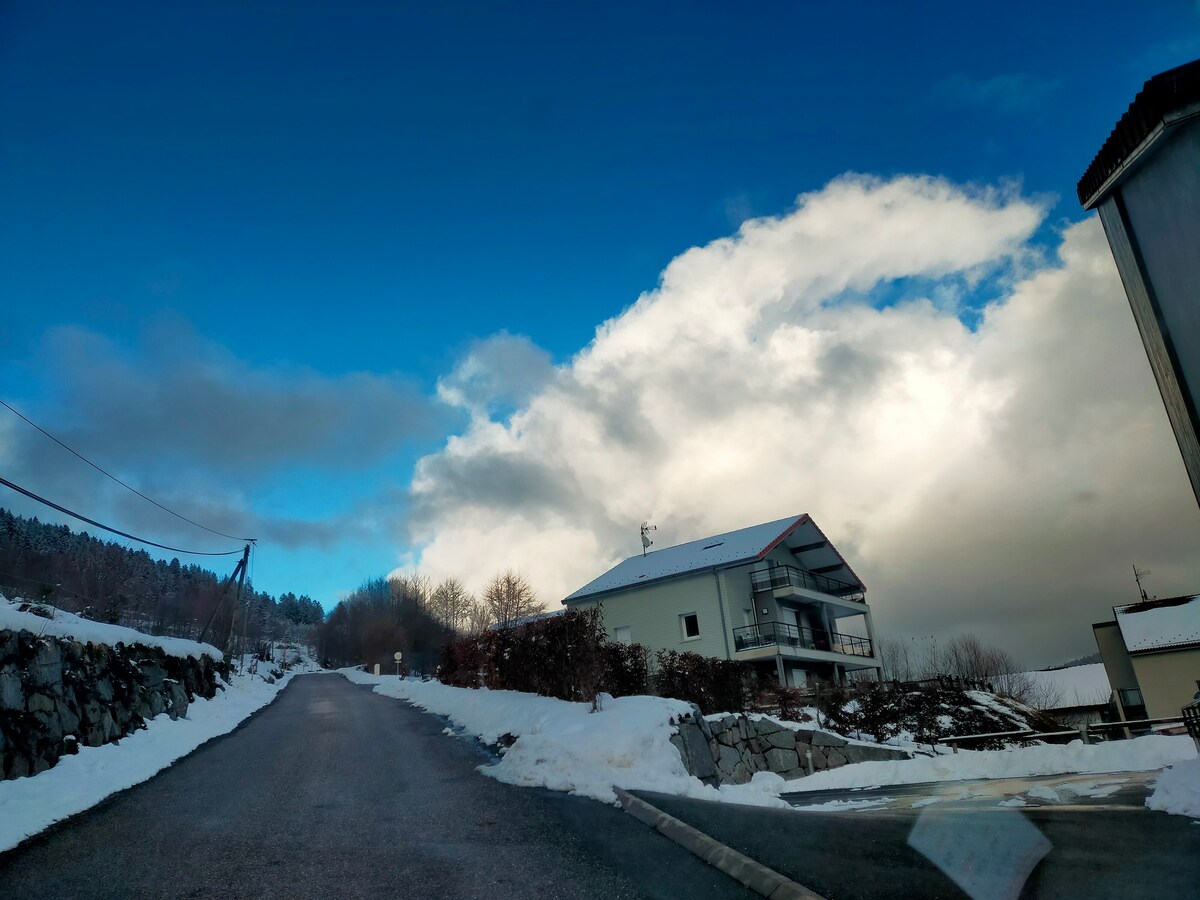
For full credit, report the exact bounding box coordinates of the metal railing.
[732,621,873,657]
[750,565,864,602]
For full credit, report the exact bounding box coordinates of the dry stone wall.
[670,708,910,785]
[0,627,227,780]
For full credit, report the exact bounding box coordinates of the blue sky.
[3,2,1199,659]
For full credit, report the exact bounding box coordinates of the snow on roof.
[1115,594,1200,653]
[1016,663,1112,709]
[0,596,222,660]
[564,514,860,602]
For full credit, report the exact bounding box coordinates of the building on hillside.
[1078,58,1200,507]
[563,514,882,688]
[1093,594,1200,721]
[1015,663,1112,728]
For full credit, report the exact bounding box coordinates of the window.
[680,612,700,639]
[614,625,632,645]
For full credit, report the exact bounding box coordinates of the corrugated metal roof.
[1078,58,1200,208]
[1114,594,1200,653]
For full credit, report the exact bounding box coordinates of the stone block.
[793,729,812,745]
[717,743,741,776]
[30,642,62,687]
[764,747,799,773]
[716,729,739,747]
[139,662,166,689]
[755,718,782,736]
[676,721,717,780]
[729,762,752,785]
[811,730,848,748]
[812,751,829,770]
[826,749,848,768]
[27,692,55,714]
[765,729,797,749]
[0,668,24,711]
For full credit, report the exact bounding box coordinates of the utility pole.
[198,544,251,655]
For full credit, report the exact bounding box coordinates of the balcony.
[750,564,864,602]
[733,621,874,658]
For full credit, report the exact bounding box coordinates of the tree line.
[0,507,321,649]
[313,568,547,671]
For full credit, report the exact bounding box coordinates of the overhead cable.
[0,398,255,543]
[0,474,245,557]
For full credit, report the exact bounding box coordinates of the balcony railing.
[750,564,864,602]
[733,621,874,657]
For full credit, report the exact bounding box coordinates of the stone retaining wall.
[0,628,227,780]
[670,709,910,785]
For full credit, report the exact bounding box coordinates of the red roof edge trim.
[757,514,810,559]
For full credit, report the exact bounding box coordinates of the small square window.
[614,626,632,645]
[680,613,700,639]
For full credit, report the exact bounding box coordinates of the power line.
[0,398,255,543]
[0,474,245,557]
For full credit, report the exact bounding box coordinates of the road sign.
[393,651,403,661]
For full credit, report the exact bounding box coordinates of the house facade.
[1093,594,1200,721]
[563,514,882,688]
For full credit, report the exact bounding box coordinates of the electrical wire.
[0,474,245,557]
[0,398,255,543]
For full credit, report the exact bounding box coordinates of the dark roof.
[1077,58,1200,208]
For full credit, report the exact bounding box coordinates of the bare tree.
[429,577,474,632]
[480,569,545,626]
[465,600,495,635]
[389,572,432,611]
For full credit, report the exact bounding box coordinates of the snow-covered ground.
[342,670,1200,818]
[1146,756,1200,818]
[0,641,321,853]
[779,734,1195,795]
[0,597,221,659]
[1014,663,1111,708]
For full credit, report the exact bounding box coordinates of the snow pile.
[340,669,789,807]
[0,597,220,660]
[781,735,1197,794]
[1146,757,1200,819]
[0,654,322,852]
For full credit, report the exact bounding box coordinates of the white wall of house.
[572,571,734,660]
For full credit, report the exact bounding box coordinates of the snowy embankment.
[343,669,1200,818]
[0,600,321,852]
[339,668,790,807]
[0,599,221,659]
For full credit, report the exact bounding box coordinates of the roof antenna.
[1132,564,1154,603]
[640,522,657,557]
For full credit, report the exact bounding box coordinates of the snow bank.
[1146,757,1200,819]
[339,669,789,807]
[0,661,321,852]
[0,597,220,660]
[781,735,1197,793]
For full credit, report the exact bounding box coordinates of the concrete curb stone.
[613,788,826,900]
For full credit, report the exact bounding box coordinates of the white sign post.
[394,650,403,677]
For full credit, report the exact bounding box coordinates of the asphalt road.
[0,674,754,900]
[638,773,1200,900]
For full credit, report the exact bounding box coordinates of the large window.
[680,612,700,640]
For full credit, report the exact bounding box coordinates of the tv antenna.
[1132,564,1154,603]
[640,522,657,557]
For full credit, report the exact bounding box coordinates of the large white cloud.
[403,174,1200,666]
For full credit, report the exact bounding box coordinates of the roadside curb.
[613,788,826,900]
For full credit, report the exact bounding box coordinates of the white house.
[563,514,882,688]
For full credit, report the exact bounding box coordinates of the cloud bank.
[405,174,1200,666]
[1,325,434,552]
